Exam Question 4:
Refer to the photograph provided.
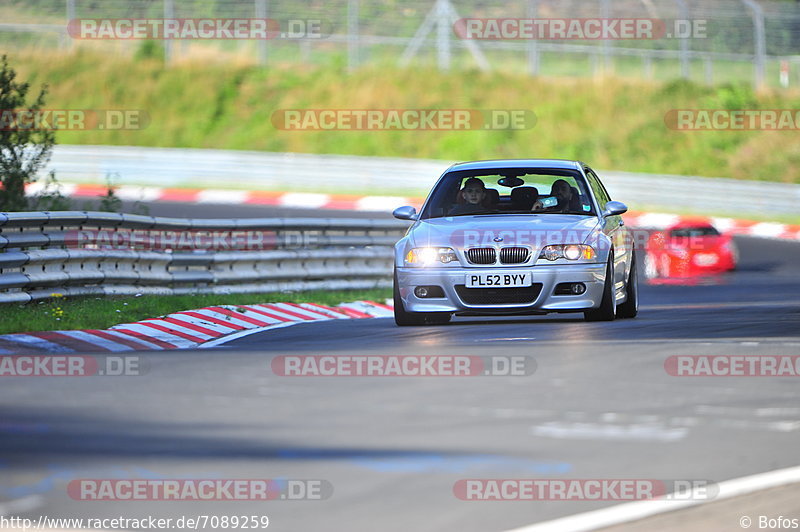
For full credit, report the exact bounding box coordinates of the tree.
[0,54,55,211]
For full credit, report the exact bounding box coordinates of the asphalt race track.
[0,206,798,532]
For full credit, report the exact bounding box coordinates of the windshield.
[670,226,721,238]
[419,168,596,220]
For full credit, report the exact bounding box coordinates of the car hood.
[409,215,602,250]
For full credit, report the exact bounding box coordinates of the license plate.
[694,253,719,266]
[466,272,532,288]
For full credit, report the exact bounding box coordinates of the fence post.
[675,0,690,78]
[348,0,360,71]
[436,0,451,70]
[255,0,268,65]
[740,0,766,88]
[164,0,174,64]
[527,0,539,76]
[643,54,653,79]
[600,0,612,74]
[65,0,76,49]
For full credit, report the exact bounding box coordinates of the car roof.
[446,159,585,172]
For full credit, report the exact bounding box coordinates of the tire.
[584,254,616,322]
[616,251,639,319]
[393,270,451,326]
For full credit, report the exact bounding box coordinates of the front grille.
[455,284,543,305]
[466,248,496,265]
[499,247,531,264]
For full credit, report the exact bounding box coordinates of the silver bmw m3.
[392,159,638,325]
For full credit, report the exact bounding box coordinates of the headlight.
[405,247,458,266]
[667,246,689,259]
[539,244,596,261]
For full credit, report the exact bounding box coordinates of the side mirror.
[602,201,628,217]
[393,206,418,221]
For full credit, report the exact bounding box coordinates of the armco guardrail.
[44,146,800,218]
[0,211,409,304]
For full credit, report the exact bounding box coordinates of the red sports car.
[644,222,738,279]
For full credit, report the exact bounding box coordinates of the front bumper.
[396,263,607,314]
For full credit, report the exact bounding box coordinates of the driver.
[449,177,488,215]
[550,179,581,212]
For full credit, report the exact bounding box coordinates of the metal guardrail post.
[255,0,268,65]
[741,0,767,88]
[348,0,360,71]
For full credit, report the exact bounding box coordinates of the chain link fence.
[1,0,800,86]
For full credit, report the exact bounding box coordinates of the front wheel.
[616,252,639,319]
[584,255,616,322]
[393,270,451,326]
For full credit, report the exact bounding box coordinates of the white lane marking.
[530,422,689,442]
[199,321,302,348]
[504,464,800,532]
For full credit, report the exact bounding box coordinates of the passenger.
[449,177,489,215]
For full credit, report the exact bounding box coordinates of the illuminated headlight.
[405,247,458,266]
[539,245,596,261]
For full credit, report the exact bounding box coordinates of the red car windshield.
[670,226,721,238]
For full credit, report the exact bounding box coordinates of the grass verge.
[6,49,800,183]
[0,289,392,336]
